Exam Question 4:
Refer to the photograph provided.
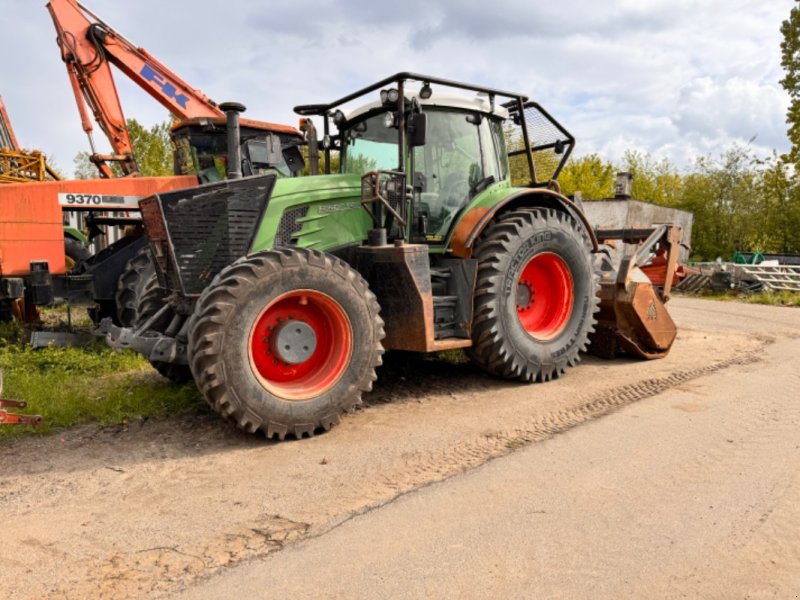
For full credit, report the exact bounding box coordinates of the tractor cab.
[171,117,305,183]
[296,73,576,247]
[340,96,509,241]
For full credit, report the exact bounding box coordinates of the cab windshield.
[173,130,293,182]
[339,108,506,241]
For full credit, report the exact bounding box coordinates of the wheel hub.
[516,280,534,310]
[249,290,353,401]
[271,319,317,364]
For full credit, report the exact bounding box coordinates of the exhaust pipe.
[219,101,246,180]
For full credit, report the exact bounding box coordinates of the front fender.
[447,187,599,257]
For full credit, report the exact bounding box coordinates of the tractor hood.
[250,173,372,254]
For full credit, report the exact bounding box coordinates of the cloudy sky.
[0,0,792,176]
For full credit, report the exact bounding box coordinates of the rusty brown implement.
[0,370,42,425]
[590,225,683,360]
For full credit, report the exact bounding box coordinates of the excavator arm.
[47,0,224,177]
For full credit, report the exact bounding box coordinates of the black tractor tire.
[468,208,599,382]
[115,246,156,327]
[64,237,91,269]
[188,248,385,439]
[136,275,193,384]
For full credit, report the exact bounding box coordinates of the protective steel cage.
[294,72,575,187]
[505,101,575,184]
[140,174,276,296]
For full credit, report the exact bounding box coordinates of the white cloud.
[0,0,792,176]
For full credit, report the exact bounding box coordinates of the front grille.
[141,174,276,296]
[275,205,309,247]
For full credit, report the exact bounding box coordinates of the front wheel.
[468,208,599,382]
[188,249,385,439]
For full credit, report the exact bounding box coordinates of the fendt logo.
[140,64,189,109]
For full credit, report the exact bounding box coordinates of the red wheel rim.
[248,290,352,401]
[515,252,574,340]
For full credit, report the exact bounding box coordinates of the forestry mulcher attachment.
[107,73,681,438]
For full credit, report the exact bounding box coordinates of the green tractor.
[108,73,679,438]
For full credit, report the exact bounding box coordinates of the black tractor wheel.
[136,275,193,384]
[115,246,155,327]
[188,248,385,439]
[468,208,599,382]
[64,237,91,270]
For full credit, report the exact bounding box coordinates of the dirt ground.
[1,297,799,599]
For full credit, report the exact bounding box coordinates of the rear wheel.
[468,208,599,381]
[116,246,156,327]
[188,248,384,439]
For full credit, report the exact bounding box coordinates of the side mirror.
[408,112,427,147]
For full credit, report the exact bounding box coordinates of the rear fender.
[448,188,599,257]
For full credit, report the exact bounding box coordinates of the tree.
[677,147,763,260]
[73,118,173,179]
[622,151,682,207]
[780,0,800,164]
[759,153,800,254]
[558,154,616,199]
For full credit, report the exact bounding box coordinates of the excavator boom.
[47,0,289,177]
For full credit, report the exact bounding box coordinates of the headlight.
[383,112,397,128]
[419,82,432,100]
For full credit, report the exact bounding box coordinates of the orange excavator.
[0,0,305,327]
[48,0,302,179]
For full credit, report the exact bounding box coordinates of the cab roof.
[344,92,510,123]
[294,72,527,118]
